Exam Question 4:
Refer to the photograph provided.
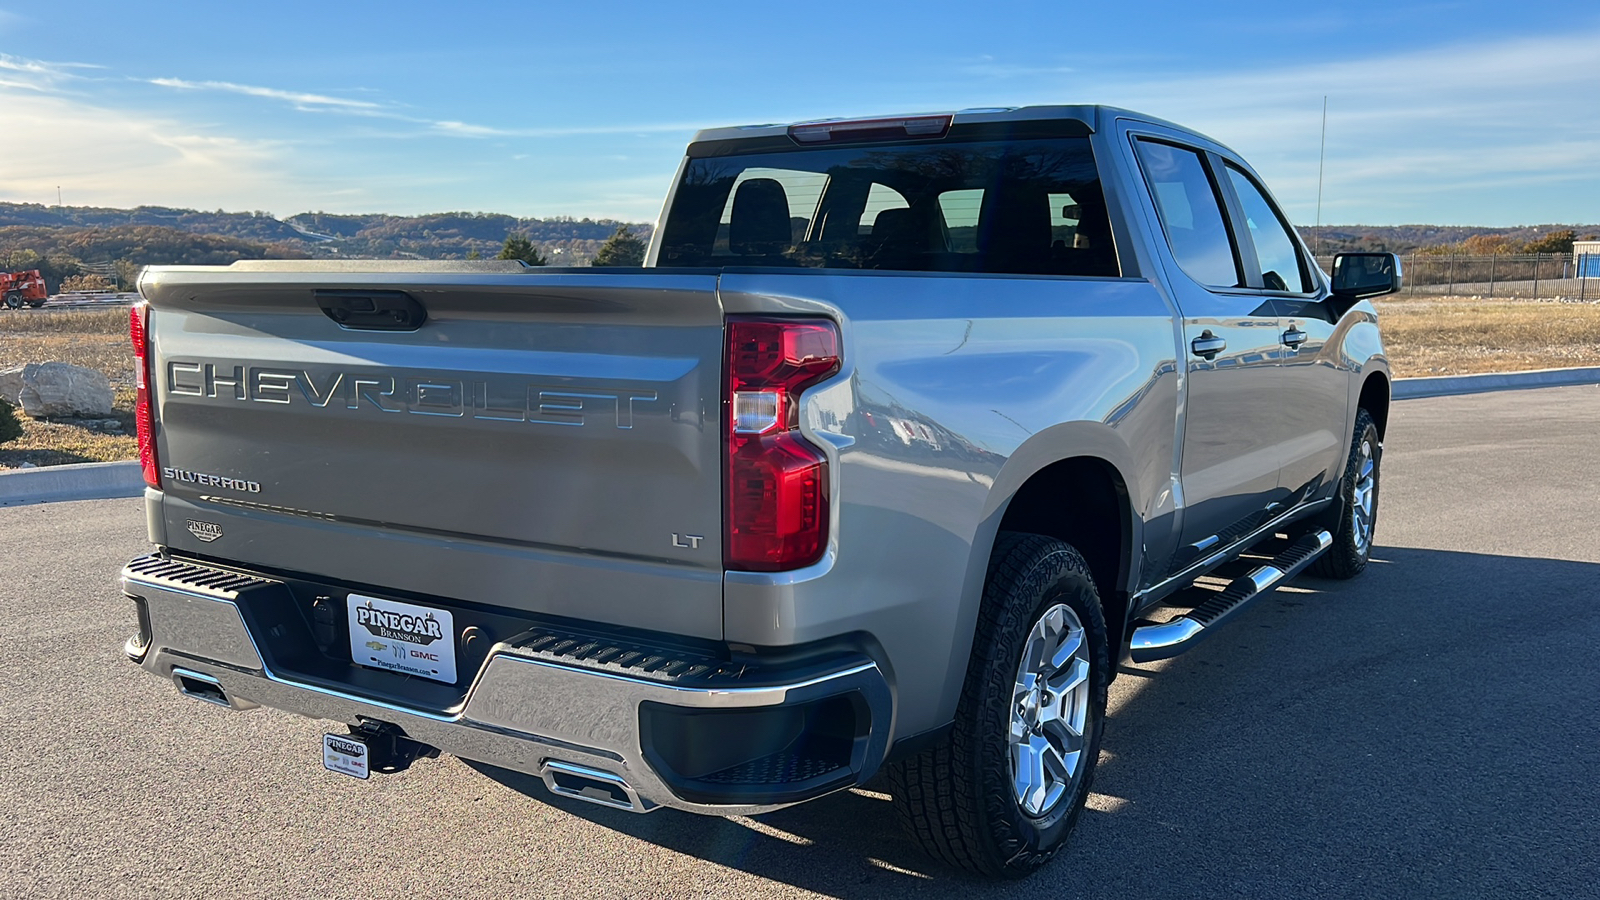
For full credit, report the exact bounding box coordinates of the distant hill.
[1299,224,1600,256]
[0,223,309,264]
[0,202,652,265]
[0,203,309,244]
[3,201,1592,279]
[0,223,312,291]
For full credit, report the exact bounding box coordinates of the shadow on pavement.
[468,545,1600,899]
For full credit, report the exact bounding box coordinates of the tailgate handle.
[316,289,427,331]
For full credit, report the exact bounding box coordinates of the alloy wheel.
[1351,438,1377,555]
[1009,602,1092,818]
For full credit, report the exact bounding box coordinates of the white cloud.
[0,52,101,87]
[148,77,381,110]
[145,75,695,143]
[0,75,305,211]
[431,119,507,137]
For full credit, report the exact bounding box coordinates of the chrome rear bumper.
[122,555,891,816]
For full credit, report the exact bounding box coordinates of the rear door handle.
[1282,327,1309,348]
[1190,331,1227,360]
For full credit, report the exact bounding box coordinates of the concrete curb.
[0,460,144,507]
[1393,366,1600,400]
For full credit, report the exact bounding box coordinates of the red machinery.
[1,270,48,309]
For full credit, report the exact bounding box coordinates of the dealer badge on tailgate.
[347,593,456,683]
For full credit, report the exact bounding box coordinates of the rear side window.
[656,136,1119,277]
[1224,164,1311,293]
[1134,140,1240,288]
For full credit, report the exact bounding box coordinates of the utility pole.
[1314,96,1327,262]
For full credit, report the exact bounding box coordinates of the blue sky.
[2,1,1597,226]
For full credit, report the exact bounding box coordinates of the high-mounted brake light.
[725,318,840,571]
[788,115,952,145]
[129,302,160,488]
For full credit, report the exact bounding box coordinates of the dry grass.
[0,308,129,335]
[1,308,139,467]
[0,413,138,467]
[1,309,134,389]
[1374,297,1600,377]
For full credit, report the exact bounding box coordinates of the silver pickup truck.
[119,105,1398,877]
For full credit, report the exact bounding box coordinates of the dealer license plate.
[323,732,370,779]
[347,593,457,684]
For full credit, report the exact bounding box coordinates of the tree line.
[491,225,646,267]
[1412,230,1596,256]
[0,221,649,293]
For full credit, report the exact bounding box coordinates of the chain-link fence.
[1313,253,1600,300]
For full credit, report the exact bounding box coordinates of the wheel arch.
[994,456,1134,625]
[950,444,1140,706]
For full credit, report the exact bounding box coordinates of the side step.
[1129,530,1332,663]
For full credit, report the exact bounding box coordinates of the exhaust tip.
[540,760,650,813]
[171,667,256,710]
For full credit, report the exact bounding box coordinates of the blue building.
[1577,241,1600,278]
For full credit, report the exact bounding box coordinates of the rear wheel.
[3,292,22,309]
[887,532,1109,877]
[1310,408,1380,579]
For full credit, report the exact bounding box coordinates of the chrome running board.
[1130,530,1332,663]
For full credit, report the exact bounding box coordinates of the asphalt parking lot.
[2,384,1597,899]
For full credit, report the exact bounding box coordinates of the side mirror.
[1331,252,1402,302]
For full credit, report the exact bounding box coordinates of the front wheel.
[888,533,1109,877]
[1310,408,1381,579]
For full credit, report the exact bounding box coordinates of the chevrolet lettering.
[166,362,659,428]
[120,105,1394,878]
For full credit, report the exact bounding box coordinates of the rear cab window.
[656,127,1120,277]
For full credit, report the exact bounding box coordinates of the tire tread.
[1310,408,1379,579]
[887,532,1107,877]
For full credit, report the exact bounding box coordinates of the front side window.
[1224,164,1310,293]
[1134,139,1240,288]
[656,136,1119,277]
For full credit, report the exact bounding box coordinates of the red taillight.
[130,303,160,488]
[725,318,840,571]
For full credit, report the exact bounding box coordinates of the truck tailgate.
[142,264,725,639]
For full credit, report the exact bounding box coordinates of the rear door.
[1127,134,1286,569]
[144,264,727,639]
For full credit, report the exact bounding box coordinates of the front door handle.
[1282,327,1309,348]
[1191,331,1227,360]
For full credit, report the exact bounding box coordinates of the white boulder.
[0,366,23,407]
[0,362,115,418]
